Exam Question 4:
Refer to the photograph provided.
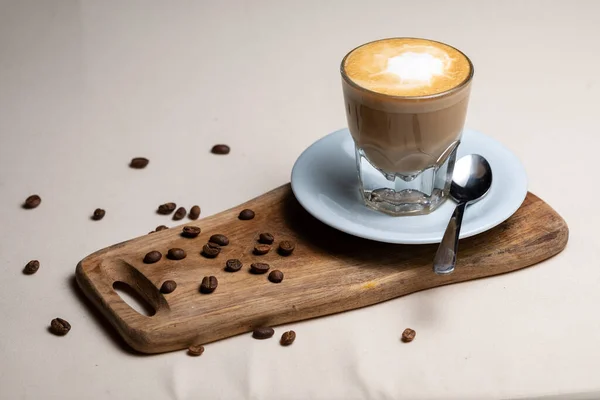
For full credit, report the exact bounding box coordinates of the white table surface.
[0,1,597,399]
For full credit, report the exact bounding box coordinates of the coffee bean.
[280,330,296,346]
[23,195,41,209]
[188,344,205,356]
[202,242,221,258]
[157,202,177,215]
[238,209,255,220]
[129,157,149,169]
[173,207,186,221]
[143,250,162,264]
[268,270,284,283]
[250,262,270,274]
[160,280,177,294]
[254,244,271,255]
[167,248,186,260]
[401,328,416,343]
[156,225,168,231]
[181,226,201,238]
[189,205,201,220]
[278,240,295,256]
[23,260,40,275]
[258,232,274,244]
[225,258,243,272]
[211,144,230,155]
[200,276,218,294]
[252,327,274,339]
[50,318,71,336]
[209,234,229,246]
[92,208,105,220]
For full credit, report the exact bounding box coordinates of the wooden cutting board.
[76,184,568,354]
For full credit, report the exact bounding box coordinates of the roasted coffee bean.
[401,328,416,343]
[268,270,284,283]
[167,248,186,260]
[278,240,295,256]
[23,260,40,275]
[211,144,230,155]
[209,234,229,246]
[188,344,205,356]
[189,205,201,220]
[252,327,274,339]
[129,157,149,169]
[23,195,41,209]
[156,225,168,231]
[253,244,271,255]
[258,232,274,244]
[225,258,243,272]
[250,262,270,274]
[157,202,177,215]
[92,208,105,220]
[200,276,218,293]
[238,209,255,220]
[181,226,201,238]
[143,250,162,264]
[50,318,71,336]
[280,330,296,346]
[202,242,221,258]
[173,207,186,221]
[160,280,177,294]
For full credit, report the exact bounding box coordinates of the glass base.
[356,144,458,216]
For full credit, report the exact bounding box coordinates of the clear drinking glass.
[341,38,474,216]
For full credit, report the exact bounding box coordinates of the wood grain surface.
[76,184,568,354]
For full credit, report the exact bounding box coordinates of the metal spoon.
[433,154,493,274]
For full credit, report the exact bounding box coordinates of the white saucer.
[291,128,528,244]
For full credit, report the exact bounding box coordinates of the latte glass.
[341,38,474,216]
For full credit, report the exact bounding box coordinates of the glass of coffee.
[341,38,474,216]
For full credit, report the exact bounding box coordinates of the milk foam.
[343,38,471,97]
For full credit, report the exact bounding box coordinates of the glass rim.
[340,37,474,100]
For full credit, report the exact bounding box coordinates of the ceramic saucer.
[291,128,527,244]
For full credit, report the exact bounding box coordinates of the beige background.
[0,1,597,399]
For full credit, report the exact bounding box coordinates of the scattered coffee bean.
[278,240,295,256]
[92,208,105,220]
[129,157,149,169]
[167,248,186,260]
[268,270,284,283]
[23,194,41,209]
[156,225,168,231]
[200,276,218,294]
[250,262,270,274]
[202,242,221,258]
[252,327,275,339]
[189,205,201,220]
[254,244,271,255]
[181,226,201,238]
[143,250,162,264]
[157,202,177,215]
[280,330,296,346]
[401,328,416,343]
[211,144,230,155]
[209,234,229,246]
[50,318,71,336]
[173,207,186,221]
[238,209,255,220]
[225,258,243,272]
[160,280,177,294]
[258,232,274,244]
[23,260,40,275]
[188,344,205,356]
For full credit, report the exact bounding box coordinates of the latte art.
[343,38,471,97]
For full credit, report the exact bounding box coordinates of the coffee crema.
[343,38,471,97]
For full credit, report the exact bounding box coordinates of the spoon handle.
[434,202,467,274]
